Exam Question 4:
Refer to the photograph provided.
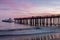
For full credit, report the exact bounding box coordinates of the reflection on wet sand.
[0,33,60,40]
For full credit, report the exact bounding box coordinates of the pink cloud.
[0,0,35,11]
[21,4,33,9]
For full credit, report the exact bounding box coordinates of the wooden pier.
[14,15,60,27]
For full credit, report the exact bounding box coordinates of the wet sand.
[0,33,60,40]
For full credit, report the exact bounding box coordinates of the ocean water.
[0,22,32,30]
[0,22,60,40]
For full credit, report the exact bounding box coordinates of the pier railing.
[14,15,60,27]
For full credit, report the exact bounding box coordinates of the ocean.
[0,22,60,40]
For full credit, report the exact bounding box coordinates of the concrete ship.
[2,18,13,23]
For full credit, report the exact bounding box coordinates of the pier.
[14,15,60,27]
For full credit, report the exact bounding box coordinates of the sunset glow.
[0,0,60,18]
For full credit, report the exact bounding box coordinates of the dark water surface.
[0,22,60,40]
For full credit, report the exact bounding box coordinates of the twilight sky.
[0,0,60,19]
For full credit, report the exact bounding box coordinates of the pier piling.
[14,15,60,27]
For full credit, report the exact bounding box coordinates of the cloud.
[0,0,60,18]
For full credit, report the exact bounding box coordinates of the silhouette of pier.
[14,15,60,27]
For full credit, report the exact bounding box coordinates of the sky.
[0,0,60,19]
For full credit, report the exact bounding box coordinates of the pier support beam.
[40,18,41,26]
[50,18,52,26]
[46,18,48,26]
[42,18,45,26]
[58,17,59,26]
[30,19,32,26]
[14,15,60,27]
